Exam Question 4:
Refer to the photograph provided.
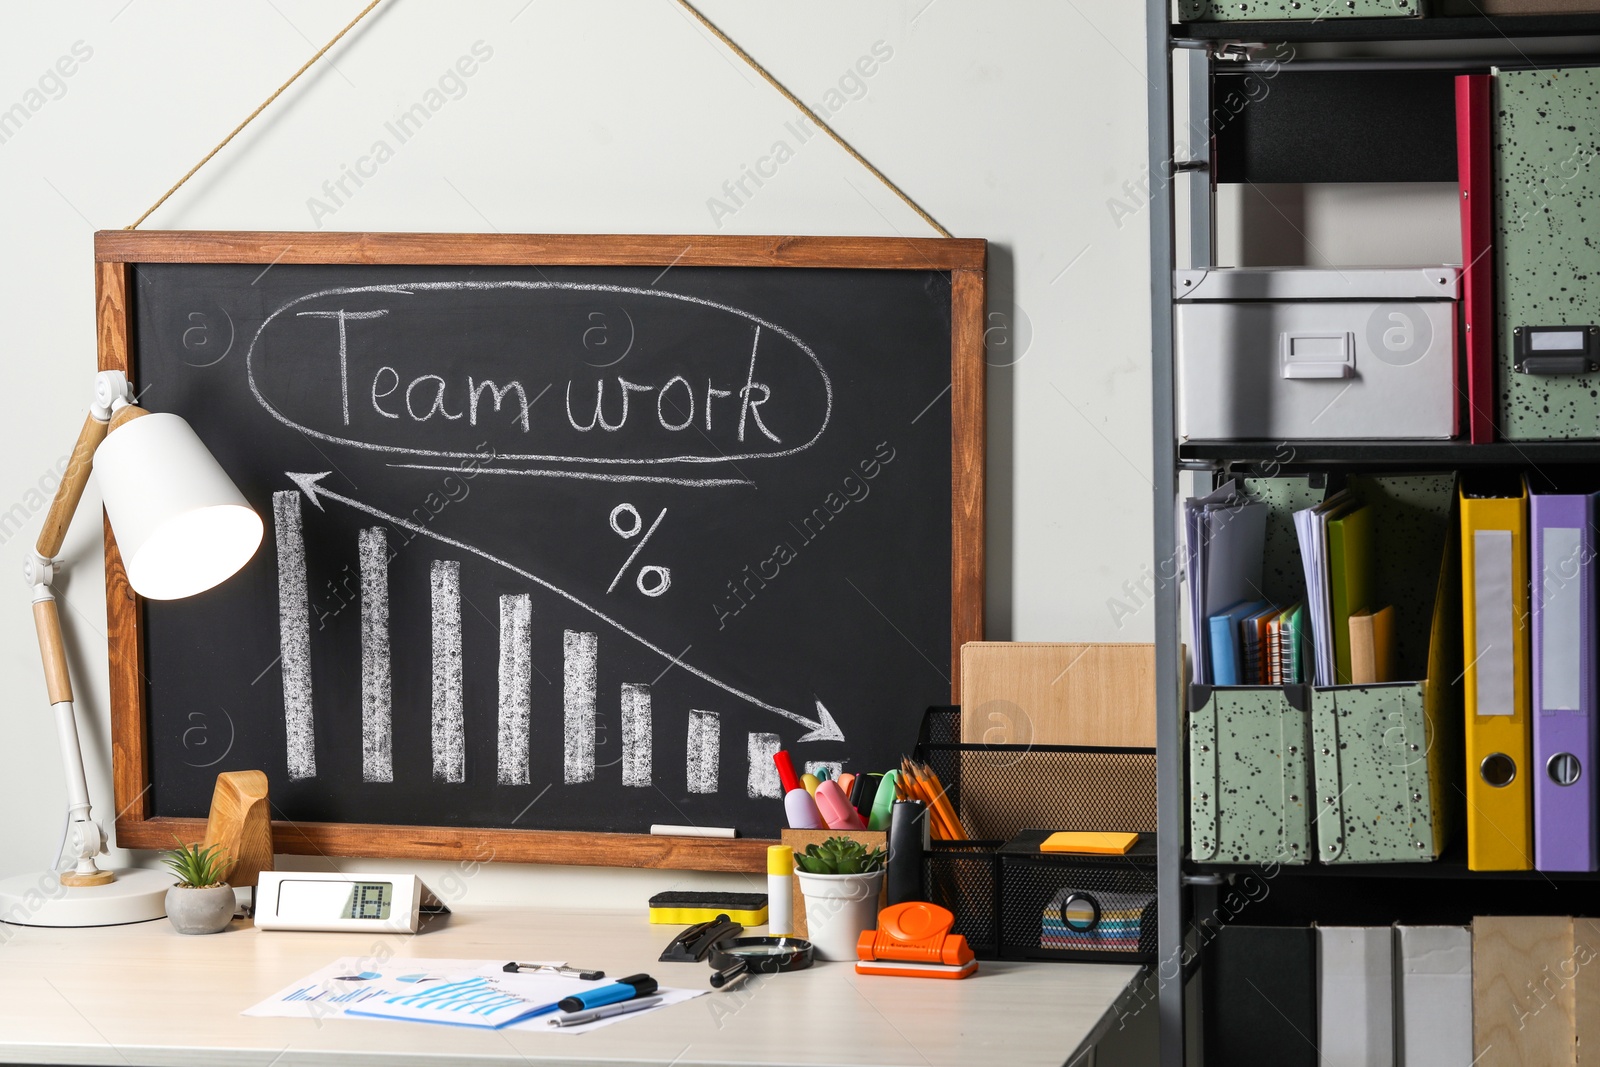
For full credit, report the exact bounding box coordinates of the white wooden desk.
[0,906,1140,1067]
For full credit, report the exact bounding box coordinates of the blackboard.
[97,232,985,872]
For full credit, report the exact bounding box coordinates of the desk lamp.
[0,370,263,927]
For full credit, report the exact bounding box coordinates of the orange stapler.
[855,901,978,979]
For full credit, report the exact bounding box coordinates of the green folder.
[1280,602,1306,685]
[1327,505,1372,686]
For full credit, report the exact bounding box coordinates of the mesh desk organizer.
[914,707,1158,962]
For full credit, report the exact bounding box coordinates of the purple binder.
[1530,486,1599,872]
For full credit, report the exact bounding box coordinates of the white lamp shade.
[92,413,264,600]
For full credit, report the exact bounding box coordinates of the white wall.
[0,0,1155,904]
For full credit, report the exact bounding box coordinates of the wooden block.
[201,771,273,890]
[1473,915,1579,1066]
[780,829,886,940]
[959,642,1155,747]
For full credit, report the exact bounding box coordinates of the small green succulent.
[794,836,886,875]
[162,838,232,889]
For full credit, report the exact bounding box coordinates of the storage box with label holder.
[1494,65,1600,440]
[1176,267,1459,442]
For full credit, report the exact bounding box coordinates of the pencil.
[900,759,958,841]
[911,759,966,841]
[894,759,938,837]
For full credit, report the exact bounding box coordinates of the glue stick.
[767,845,794,937]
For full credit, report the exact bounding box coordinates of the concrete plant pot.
[164,884,234,934]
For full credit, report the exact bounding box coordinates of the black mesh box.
[914,707,1156,840]
[996,829,1158,963]
[923,840,1002,958]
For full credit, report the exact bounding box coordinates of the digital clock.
[254,872,448,933]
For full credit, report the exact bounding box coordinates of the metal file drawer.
[1176,267,1460,442]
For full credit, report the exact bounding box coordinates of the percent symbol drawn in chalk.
[607,503,671,597]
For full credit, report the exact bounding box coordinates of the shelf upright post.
[1146,2,1186,1065]
[1181,45,1213,270]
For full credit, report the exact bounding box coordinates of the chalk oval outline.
[245,281,834,465]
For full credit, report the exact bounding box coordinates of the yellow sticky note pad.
[1039,831,1139,855]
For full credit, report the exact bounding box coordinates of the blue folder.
[1208,600,1268,685]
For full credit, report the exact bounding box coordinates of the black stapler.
[659,913,743,963]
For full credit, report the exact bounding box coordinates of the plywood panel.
[1473,915,1577,1066]
[960,642,1155,747]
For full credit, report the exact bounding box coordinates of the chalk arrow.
[284,472,846,743]
[797,700,844,743]
[288,470,331,510]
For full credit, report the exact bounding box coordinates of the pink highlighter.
[814,780,867,830]
[773,750,824,830]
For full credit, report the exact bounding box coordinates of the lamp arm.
[35,413,109,562]
[25,371,134,888]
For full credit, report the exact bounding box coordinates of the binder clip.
[659,913,743,963]
[855,901,978,979]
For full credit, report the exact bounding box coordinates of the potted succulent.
[793,837,887,961]
[161,840,235,935]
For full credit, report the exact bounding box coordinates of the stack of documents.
[244,957,701,1034]
[1184,480,1267,685]
[1294,490,1383,687]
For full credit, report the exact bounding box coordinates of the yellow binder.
[1460,480,1532,871]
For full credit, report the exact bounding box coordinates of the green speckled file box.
[1311,685,1449,862]
[1178,0,1421,19]
[1311,475,1462,862]
[1496,66,1600,439]
[1189,685,1311,865]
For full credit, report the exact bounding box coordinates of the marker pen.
[868,770,900,831]
[773,750,824,829]
[815,780,866,830]
[556,973,658,1013]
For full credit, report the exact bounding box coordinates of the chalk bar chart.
[271,497,783,799]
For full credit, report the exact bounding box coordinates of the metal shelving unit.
[1146,9,1600,1064]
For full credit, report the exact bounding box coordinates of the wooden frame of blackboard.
[93,230,986,873]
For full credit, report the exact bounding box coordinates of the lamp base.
[0,868,169,928]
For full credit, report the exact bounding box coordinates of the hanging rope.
[129,0,949,238]
[673,0,952,238]
[126,0,386,229]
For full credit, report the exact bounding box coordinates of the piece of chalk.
[650,824,737,838]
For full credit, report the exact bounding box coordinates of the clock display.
[347,882,392,920]
[274,878,393,921]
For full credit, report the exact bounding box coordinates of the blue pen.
[557,973,658,1013]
